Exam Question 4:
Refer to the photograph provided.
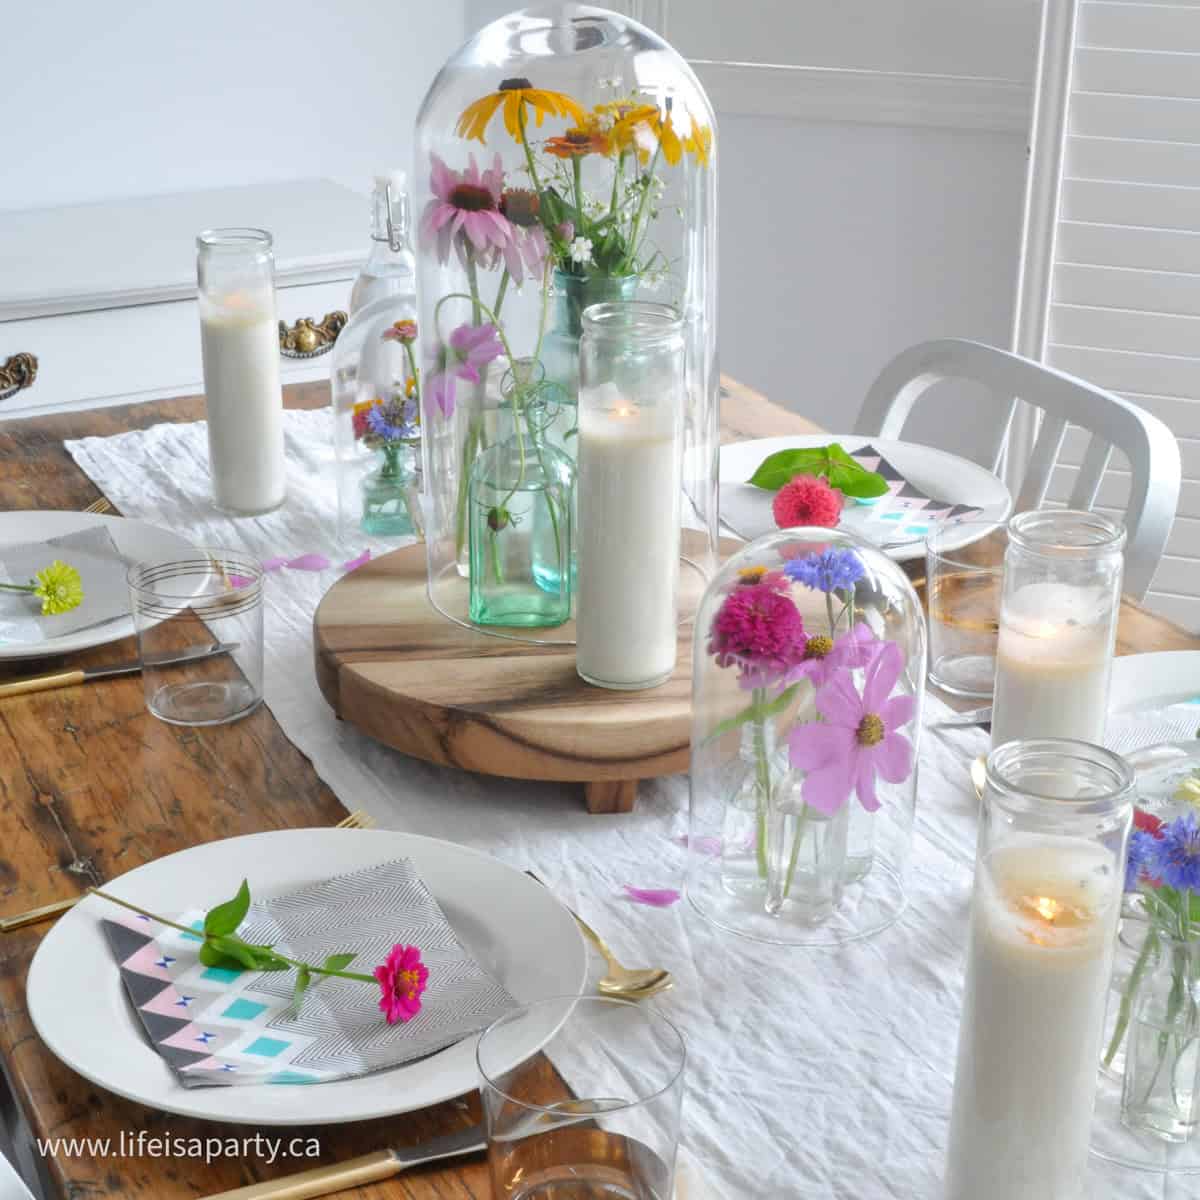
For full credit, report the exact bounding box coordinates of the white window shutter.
[1045,0,1200,628]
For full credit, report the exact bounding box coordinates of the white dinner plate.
[0,511,197,661]
[1108,650,1200,714]
[27,828,587,1125]
[719,436,1012,562]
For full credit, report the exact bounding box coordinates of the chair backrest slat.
[855,338,1180,601]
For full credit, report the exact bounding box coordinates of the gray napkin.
[101,858,519,1087]
[0,525,131,644]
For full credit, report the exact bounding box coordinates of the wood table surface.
[0,375,838,1200]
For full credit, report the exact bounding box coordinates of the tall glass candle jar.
[196,229,286,515]
[990,510,1125,748]
[945,739,1134,1200]
[576,302,684,690]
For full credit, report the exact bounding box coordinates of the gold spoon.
[525,872,674,1001]
[971,755,987,801]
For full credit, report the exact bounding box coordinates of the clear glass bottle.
[414,5,719,644]
[196,228,285,515]
[990,509,1126,748]
[945,739,1133,1199]
[688,528,924,946]
[1122,936,1200,1143]
[349,171,417,315]
[468,361,574,627]
[576,302,684,690]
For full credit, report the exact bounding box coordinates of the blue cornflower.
[783,547,865,594]
[1148,810,1200,892]
[1125,829,1158,892]
[366,398,418,442]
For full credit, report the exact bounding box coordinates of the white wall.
[2,0,468,212]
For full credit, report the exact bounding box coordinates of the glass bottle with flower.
[688,528,925,946]
[331,298,423,541]
[414,4,718,636]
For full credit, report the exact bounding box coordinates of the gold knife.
[0,642,238,699]
[205,1123,486,1199]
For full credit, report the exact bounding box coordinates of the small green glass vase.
[360,443,419,537]
[467,370,574,628]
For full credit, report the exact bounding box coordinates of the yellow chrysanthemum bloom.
[457,77,586,144]
[602,101,660,159]
[352,397,382,418]
[33,560,84,616]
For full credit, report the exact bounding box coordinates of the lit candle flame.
[1031,896,1061,923]
[615,405,634,418]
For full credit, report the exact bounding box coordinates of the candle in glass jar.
[990,582,1114,747]
[576,392,681,689]
[199,287,286,515]
[945,835,1120,1200]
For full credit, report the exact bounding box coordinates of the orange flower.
[404,375,418,400]
[457,78,585,144]
[382,319,417,344]
[545,124,612,158]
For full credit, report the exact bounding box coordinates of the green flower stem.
[751,688,771,880]
[517,105,547,201]
[494,269,511,322]
[0,582,34,593]
[1104,925,1159,1068]
[89,889,376,985]
[572,155,585,223]
[626,141,662,270]
[609,151,624,218]
[782,803,811,901]
[825,592,837,635]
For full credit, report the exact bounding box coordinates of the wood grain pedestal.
[313,542,713,813]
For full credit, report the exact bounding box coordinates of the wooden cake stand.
[313,541,716,814]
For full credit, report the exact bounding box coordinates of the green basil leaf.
[204,879,250,938]
[291,967,311,1014]
[323,952,357,973]
[747,449,828,490]
[198,941,240,969]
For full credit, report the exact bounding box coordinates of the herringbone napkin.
[101,859,518,1088]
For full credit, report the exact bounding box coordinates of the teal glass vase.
[360,443,419,537]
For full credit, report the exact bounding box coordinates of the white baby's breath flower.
[569,236,594,265]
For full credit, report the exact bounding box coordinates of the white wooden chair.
[854,338,1181,600]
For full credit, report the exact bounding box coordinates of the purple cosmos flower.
[783,547,865,594]
[786,641,915,815]
[366,397,419,441]
[425,322,505,419]
[785,621,882,690]
[1148,810,1200,892]
[421,153,513,269]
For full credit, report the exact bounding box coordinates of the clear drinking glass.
[925,522,1006,699]
[990,509,1125,748]
[576,302,685,690]
[196,228,286,516]
[478,996,685,1200]
[127,551,265,726]
[945,739,1134,1200]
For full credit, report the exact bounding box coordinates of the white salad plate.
[27,828,587,1125]
[0,510,196,661]
[1108,650,1200,715]
[719,435,1012,562]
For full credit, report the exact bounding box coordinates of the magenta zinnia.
[709,585,806,689]
[787,641,915,814]
[374,943,429,1025]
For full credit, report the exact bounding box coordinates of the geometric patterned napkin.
[849,443,984,541]
[1105,699,1200,755]
[101,859,518,1088]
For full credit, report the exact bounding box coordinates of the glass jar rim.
[475,994,686,1115]
[1006,509,1126,557]
[196,227,274,253]
[986,738,1135,816]
[581,301,683,342]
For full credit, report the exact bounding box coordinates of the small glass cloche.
[688,528,926,946]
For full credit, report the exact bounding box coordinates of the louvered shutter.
[1044,0,1200,627]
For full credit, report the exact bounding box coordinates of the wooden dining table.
[0,378,1197,1200]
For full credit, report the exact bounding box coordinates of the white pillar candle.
[990,582,1114,747]
[576,393,681,689]
[199,289,286,515]
[945,835,1119,1200]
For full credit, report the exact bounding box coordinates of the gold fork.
[0,810,376,933]
[83,497,113,514]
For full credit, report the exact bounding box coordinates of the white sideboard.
[0,179,366,417]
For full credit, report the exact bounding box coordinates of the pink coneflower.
[709,584,807,689]
[422,153,513,267]
[787,641,915,815]
[425,322,505,419]
[498,189,548,283]
[772,475,844,529]
[374,943,429,1025]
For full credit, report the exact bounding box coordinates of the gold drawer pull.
[278,312,347,359]
[0,353,38,402]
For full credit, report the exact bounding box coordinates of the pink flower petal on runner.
[286,553,331,571]
[341,550,371,572]
[228,574,253,589]
[622,885,681,908]
[672,834,723,857]
[261,556,289,571]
